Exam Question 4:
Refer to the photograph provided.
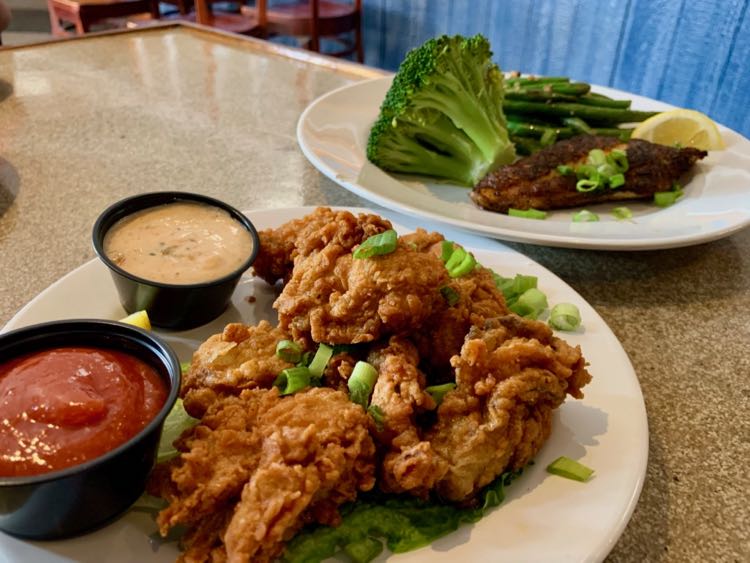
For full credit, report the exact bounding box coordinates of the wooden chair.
[242,0,363,62]
[141,0,266,36]
[47,0,152,36]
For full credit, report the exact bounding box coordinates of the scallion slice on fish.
[572,209,599,222]
[348,361,378,408]
[508,208,548,219]
[612,206,633,220]
[654,188,684,207]
[546,456,594,482]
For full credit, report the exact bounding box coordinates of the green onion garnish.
[493,273,537,304]
[609,149,629,172]
[308,343,334,378]
[367,404,385,431]
[348,361,378,408]
[443,245,466,270]
[275,339,303,363]
[612,206,632,220]
[179,361,191,374]
[575,178,601,192]
[587,148,607,167]
[449,251,476,278]
[440,286,460,306]
[353,229,398,259]
[654,189,684,207]
[557,164,574,176]
[549,303,582,331]
[509,287,548,319]
[425,382,456,405]
[508,208,547,220]
[440,240,455,262]
[546,456,594,482]
[572,149,629,192]
[572,209,599,222]
[442,245,476,278]
[608,173,625,188]
[273,366,311,396]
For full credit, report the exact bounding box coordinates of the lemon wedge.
[119,310,152,330]
[631,109,725,150]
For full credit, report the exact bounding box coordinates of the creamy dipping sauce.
[104,202,254,285]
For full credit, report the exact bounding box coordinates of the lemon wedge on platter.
[631,108,725,150]
[119,309,152,330]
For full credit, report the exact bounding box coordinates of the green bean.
[508,121,633,144]
[576,94,631,109]
[503,99,658,124]
[562,116,593,134]
[505,75,570,87]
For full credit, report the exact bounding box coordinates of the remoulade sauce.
[0,346,168,477]
[103,201,254,285]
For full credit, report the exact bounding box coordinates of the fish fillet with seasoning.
[470,135,707,212]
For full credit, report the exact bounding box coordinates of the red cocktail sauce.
[0,346,168,477]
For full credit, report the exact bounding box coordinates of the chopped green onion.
[275,339,303,363]
[367,404,385,431]
[609,149,629,172]
[654,189,684,207]
[608,173,625,188]
[572,209,599,222]
[448,251,476,278]
[440,240,455,262]
[546,456,594,482]
[443,245,466,270]
[179,361,191,374]
[587,148,607,167]
[353,229,398,259]
[549,303,582,331]
[508,208,547,220]
[576,178,601,192]
[297,350,313,367]
[557,164,574,176]
[440,286,460,306]
[596,163,617,178]
[425,383,456,405]
[612,206,632,220]
[308,343,334,378]
[494,273,538,305]
[274,366,311,396]
[348,361,378,408]
[509,287,548,319]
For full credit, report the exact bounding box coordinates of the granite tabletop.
[0,24,748,563]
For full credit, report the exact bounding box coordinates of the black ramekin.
[0,320,180,539]
[92,191,260,330]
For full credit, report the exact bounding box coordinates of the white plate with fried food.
[1,207,647,563]
[297,76,750,250]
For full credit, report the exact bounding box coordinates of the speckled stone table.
[0,24,748,563]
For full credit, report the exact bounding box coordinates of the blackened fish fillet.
[471,135,707,212]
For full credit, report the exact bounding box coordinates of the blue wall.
[359,0,750,138]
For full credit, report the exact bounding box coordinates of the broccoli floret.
[367,34,515,186]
